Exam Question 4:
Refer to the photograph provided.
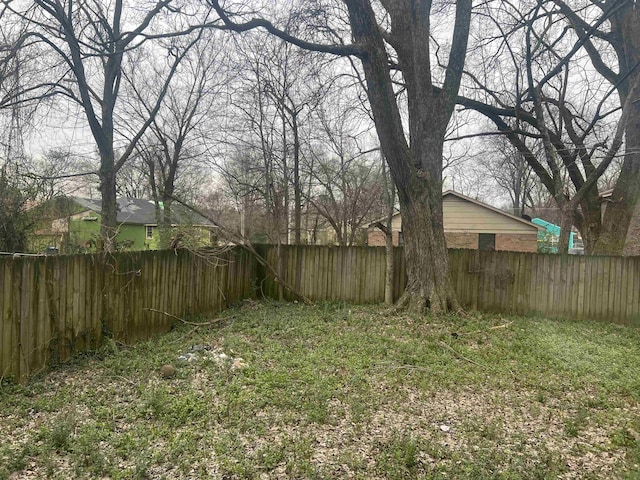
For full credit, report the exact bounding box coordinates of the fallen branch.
[165,193,313,306]
[458,321,514,336]
[438,340,484,368]
[439,340,516,378]
[373,362,434,372]
[144,308,233,327]
[488,321,513,330]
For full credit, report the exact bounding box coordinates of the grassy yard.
[1,301,640,479]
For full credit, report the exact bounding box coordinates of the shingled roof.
[72,197,213,226]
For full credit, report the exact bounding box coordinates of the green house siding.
[114,223,153,250]
[68,213,101,252]
[66,214,157,252]
[66,218,209,252]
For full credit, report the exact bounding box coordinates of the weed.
[564,408,589,438]
[43,413,76,451]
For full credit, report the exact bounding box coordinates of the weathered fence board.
[4,244,640,382]
[257,245,640,325]
[0,248,255,382]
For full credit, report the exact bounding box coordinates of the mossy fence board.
[257,245,640,325]
[0,248,255,382]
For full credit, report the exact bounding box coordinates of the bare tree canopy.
[460,0,640,254]
[4,0,205,251]
[206,0,473,314]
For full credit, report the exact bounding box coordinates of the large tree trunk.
[382,158,396,305]
[592,5,640,255]
[596,107,640,254]
[344,0,471,314]
[395,177,460,314]
[99,159,118,253]
[384,225,394,305]
[576,194,602,255]
[159,199,173,249]
[557,201,573,254]
[209,0,470,313]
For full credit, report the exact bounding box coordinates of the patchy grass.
[2,301,640,479]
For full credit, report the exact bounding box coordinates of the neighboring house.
[31,197,216,253]
[531,218,578,253]
[367,190,543,252]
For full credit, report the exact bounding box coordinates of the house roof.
[368,190,544,231]
[72,197,214,226]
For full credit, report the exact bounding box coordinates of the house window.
[209,229,218,245]
[146,225,154,239]
[478,233,495,251]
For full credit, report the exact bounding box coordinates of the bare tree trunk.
[160,199,173,248]
[345,0,470,313]
[578,201,601,255]
[381,157,396,305]
[395,178,459,314]
[596,103,640,255]
[557,1,640,255]
[557,204,572,254]
[98,160,118,252]
[292,112,302,244]
[209,0,472,313]
[277,103,290,246]
[277,241,284,301]
[384,215,395,305]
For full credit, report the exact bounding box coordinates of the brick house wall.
[367,230,401,247]
[444,232,478,249]
[495,233,538,252]
[366,191,543,251]
[368,228,537,252]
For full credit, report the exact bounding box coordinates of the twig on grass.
[373,362,434,372]
[113,375,138,386]
[489,321,514,330]
[438,340,485,368]
[143,308,233,327]
[439,340,517,379]
[458,321,514,336]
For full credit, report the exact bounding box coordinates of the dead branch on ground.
[143,308,233,326]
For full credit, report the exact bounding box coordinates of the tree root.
[393,288,462,316]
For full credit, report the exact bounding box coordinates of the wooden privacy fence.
[4,244,640,382]
[257,245,403,303]
[1,248,255,381]
[257,245,640,325]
